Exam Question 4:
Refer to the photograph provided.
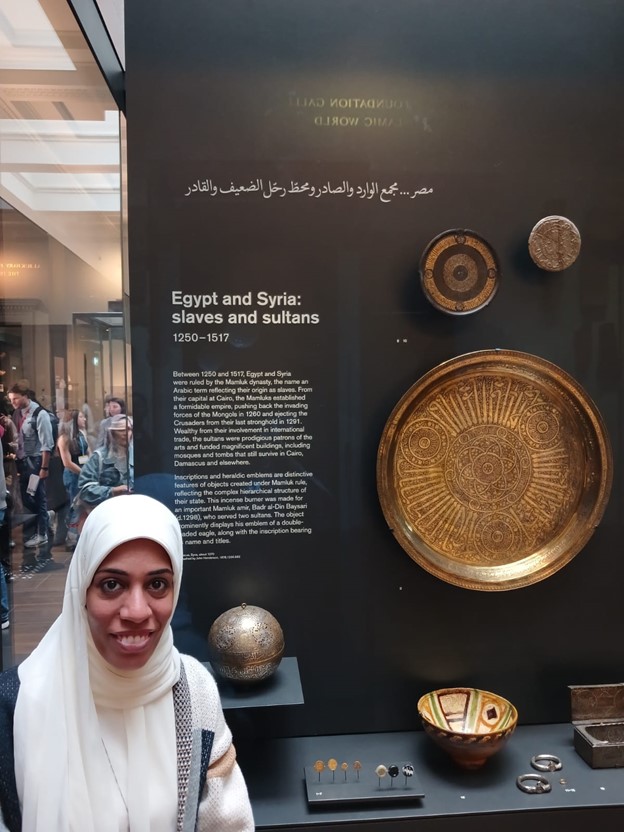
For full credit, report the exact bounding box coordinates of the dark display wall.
[125,0,624,738]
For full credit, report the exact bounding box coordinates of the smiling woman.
[86,538,175,671]
[0,494,254,832]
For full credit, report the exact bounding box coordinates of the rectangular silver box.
[569,682,624,768]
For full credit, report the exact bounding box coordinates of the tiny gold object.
[353,760,362,781]
[341,761,349,781]
[327,758,338,771]
[313,760,324,781]
[528,215,581,272]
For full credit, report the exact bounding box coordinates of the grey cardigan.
[0,655,254,831]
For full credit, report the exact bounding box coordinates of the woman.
[56,410,90,546]
[0,449,9,629]
[0,408,16,583]
[77,414,134,510]
[96,397,126,449]
[0,494,254,831]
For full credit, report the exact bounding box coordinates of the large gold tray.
[377,350,612,591]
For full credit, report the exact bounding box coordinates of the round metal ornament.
[208,603,285,684]
[528,215,581,272]
[517,774,551,794]
[531,754,562,772]
[420,229,500,315]
[377,349,612,591]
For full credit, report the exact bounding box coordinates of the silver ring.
[516,774,551,794]
[530,754,562,772]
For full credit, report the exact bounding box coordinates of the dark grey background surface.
[238,723,624,829]
[125,0,624,743]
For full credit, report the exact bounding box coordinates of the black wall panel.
[125,0,624,738]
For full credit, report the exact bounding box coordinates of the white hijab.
[14,494,184,832]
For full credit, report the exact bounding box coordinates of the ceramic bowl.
[418,687,518,770]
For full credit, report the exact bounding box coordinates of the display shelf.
[202,656,303,709]
[304,762,425,807]
[239,723,624,831]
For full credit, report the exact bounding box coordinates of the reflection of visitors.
[0,495,255,830]
[0,404,18,459]
[55,410,90,547]
[76,414,134,510]
[80,401,97,450]
[0,456,9,631]
[8,383,53,551]
[0,402,17,580]
[96,396,126,448]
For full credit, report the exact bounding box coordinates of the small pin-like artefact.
[375,764,388,788]
[328,758,338,782]
[313,760,324,782]
[341,762,349,781]
[402,763,414,787]
[388,764,399,788]
[353,760,362,781]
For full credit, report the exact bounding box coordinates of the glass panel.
[0,0,126,667]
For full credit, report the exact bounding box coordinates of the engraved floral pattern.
[396,375,578,565]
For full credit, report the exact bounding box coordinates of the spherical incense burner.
[208,603,284,684]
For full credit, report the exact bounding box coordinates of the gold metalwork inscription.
[377,350,612,590]
[420,230,499,315]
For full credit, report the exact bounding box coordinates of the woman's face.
[86,539,174,670]
[77,411,86,430]
[108,401,123,417]
[110,424,132,448]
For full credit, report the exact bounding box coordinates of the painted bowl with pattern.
[418,687,518,769]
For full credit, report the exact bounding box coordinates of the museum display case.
[3,0,624,829]
[122,0,624,826]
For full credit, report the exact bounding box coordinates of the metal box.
[569,683,624,768]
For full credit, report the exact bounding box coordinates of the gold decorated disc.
[377,350,612,591]
[528,216,581,272]
[420,229,500,315]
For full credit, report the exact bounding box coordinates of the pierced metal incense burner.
[208,603,284,684]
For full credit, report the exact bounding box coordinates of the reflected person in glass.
[76,414,134,514]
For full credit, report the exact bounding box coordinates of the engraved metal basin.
[377,349,612,590]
